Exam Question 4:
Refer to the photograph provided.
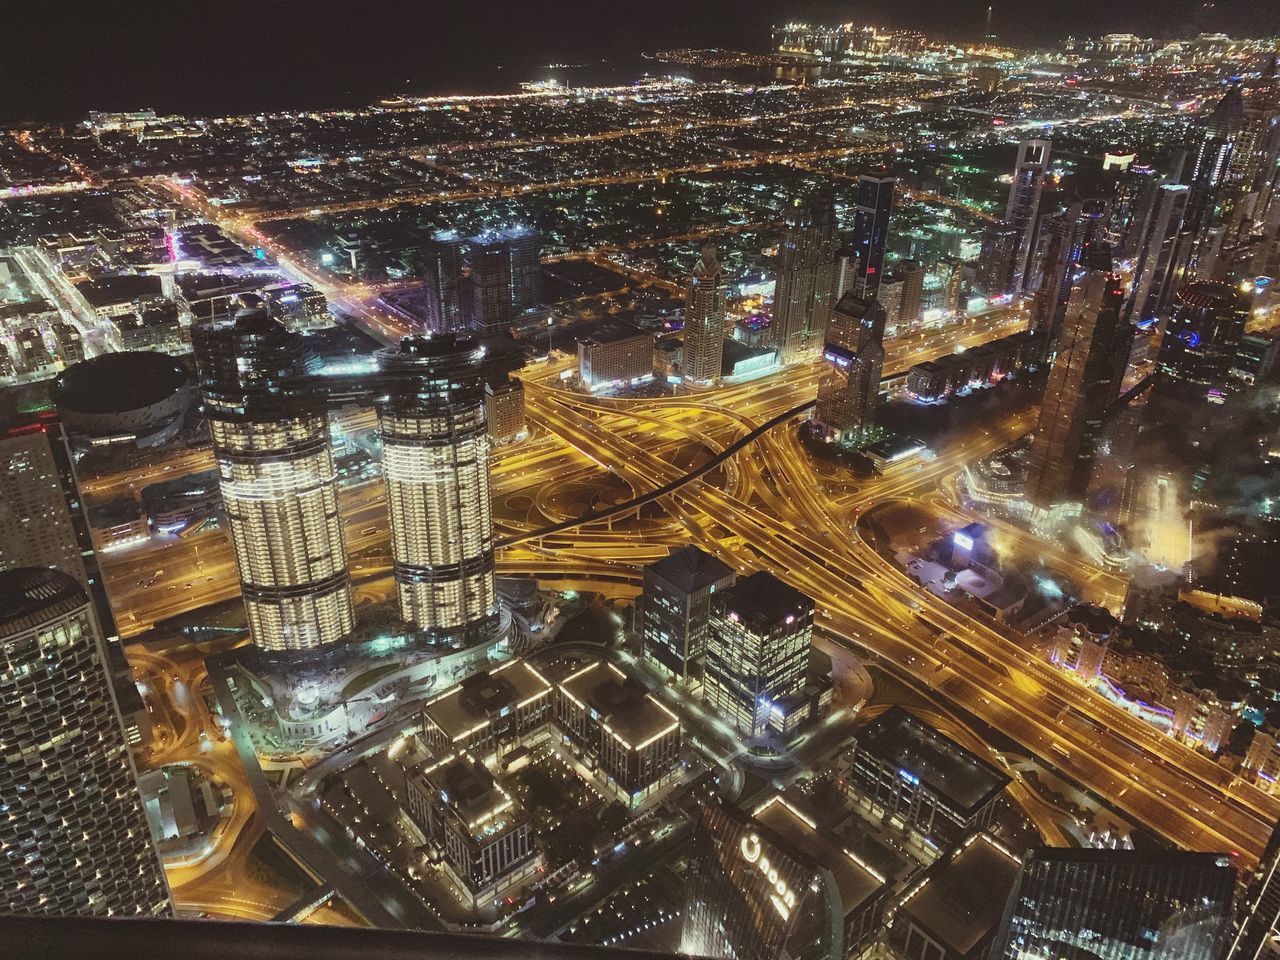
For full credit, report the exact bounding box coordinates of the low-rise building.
[578,320,653,390]
[421,659,554,761]
[89,497,149,553]
[844,706,1009,851]
[554,660,682,807]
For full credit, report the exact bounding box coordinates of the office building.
[682,796,889,960]
[976,222,1022,298]
[897,260,925,327]
[1154,280,1251,402]
[1005,140,1052,294]
[887,833,1021,960]
[377,334,499,644]
[1025,244,1131,509]
[938,255,965,315]
[1225,822,1280,960]
[405,752,540,909]
[192,308,353,654]
[1184,87,1246,263]
[485,376,526,444]
[771,193,839,363]
[844,706,1009,850]
[641,545,736,681]
[813,292,887,449]
[877,274,905,327]
[421,659,553,758]
[577,320,653,390]
[419,231,468,333]
[1128,182,1192,324]
[1030,200,1106,353]
[705,571,814,738]
[989,848,1237,960]
[468,227,543,333]
[849,175,896,301]
[554,660,681,807]
[683,243,726,383]
[0,568,171,918]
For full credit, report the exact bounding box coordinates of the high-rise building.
[813,292,887,449]
[1225,822,1280,960]
[0,568,171,918]
[1025,244,1131,509]
[192,308,353,654]
[377,334,499,645]
[683,244,726,383]
[1005,140,1052,294]
[682,797,889,960]
[938,255,966,315]
[771,193,839,363]
[419,231,468,333]
[1030,200,1107,355]
[1154,280,1251,402]
[989,848,1237,960]
[849,175,896,301]
[897,260,925,327]
[1128,182,1192,324]
[1184,87,1246,265]
[704,571,813,738]
[467,227,542,333]
[976,222,1022,298]
[641,545,736,681]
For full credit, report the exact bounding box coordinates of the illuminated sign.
[898,768,920,786]
[953,532,974,551]
[740,833,798,920]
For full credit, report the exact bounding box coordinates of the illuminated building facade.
[1154,280,1250,402]
[485,377,526,444]
[1225,822,1280,960]
[683,243,726,383]
[1030,200,1106,355]
[554,660,681,807]
[0,568,171,918]
[681,796,888,960]
[989,848,1236,960]
[813,292,887,449]
[704,572,814,738]
[641,545,736,681]
[1128,182,1191,324]
[192,309,353,654]
[467,227,543,333]
[578,320,653,390]
[771,193,839,363]
[1005,140,1052,294]
[844,706,1009,851]
[849,175,896,301]
[404,752,540,909]
[377,335,499,644]
[421,659,553,757]
[1025,244,1131,509]
[420,231,468,334]
[976,222,1022,298]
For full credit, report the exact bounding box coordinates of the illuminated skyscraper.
[683,243,726,383]
[192,309,353,654]
[641,545,735,681]
[976,221,1022,298]
[813,292,887,449]
[1031,200,1107,355]
[1185,87,1246,262]
[989,848,1236,960]
[1025,244,1131,510]
[897,260,925,327]
[468,227,543,333]
[419,231,467,334]
[1154,280,1250,402]
[1128,182,1192,324]
[704,571,813,738]
[1225,822,1280,960]
[0,568,171,918]
[771,193,839,363]
[849,175,896,301]
[1005,140,1052,294]
[377,334,499,644]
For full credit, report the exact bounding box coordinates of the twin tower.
[192,309,504,657]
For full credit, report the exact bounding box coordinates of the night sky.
[2,0,1277,122]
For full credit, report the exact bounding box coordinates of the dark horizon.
[1,0,1278,124]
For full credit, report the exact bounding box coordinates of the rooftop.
[716,571,813,630]
[559,661,679,751]
[0,568,88,638]
[419,754,520,841]
[581,319,649,347]
[647,545,734,594]
[54,351,190,414]
[753,795,886,916]
[853,707,1010,815]
[898,833,1021,956]
[74,274,163,308]
[422,660,552,743]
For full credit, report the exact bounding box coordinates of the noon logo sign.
[740,832,798,920]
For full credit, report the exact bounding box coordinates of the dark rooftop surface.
[54,351,190,413]
[581,318,649,346]
[900,834,1021,956]
[0,568,87,636]
[74,274,163,308]
[717,571,813,628]
[647,545,734,594]
[853,706,1010,815]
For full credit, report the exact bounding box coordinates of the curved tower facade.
[192,309,352,653]
[1156,281,1250,401]
[0,568,171,918]
[377,334,498,644]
